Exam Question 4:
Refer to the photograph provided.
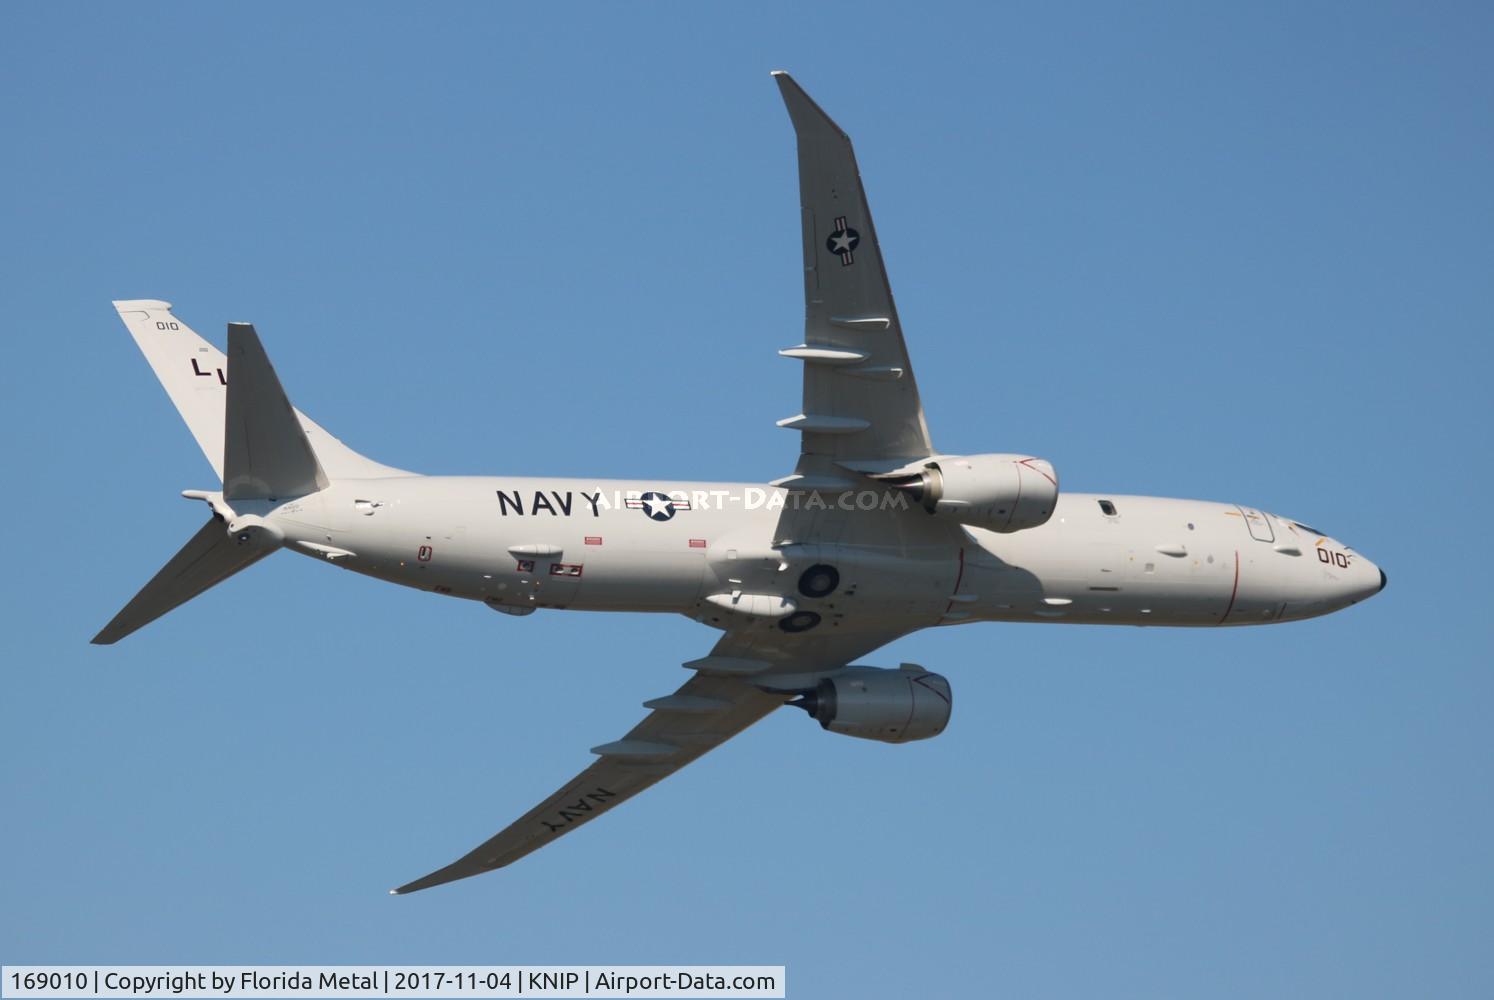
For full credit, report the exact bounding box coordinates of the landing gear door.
[1235,505,1275,543]
[505,544,584,610]
[538,555,584,608]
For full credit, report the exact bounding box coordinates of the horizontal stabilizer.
[92,518,270,644]
[224,323,328,501]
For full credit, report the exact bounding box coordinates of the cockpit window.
[1293,521,1326,536]
[1098,500,1117,516]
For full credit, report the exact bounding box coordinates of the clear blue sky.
[3,3,1491,997]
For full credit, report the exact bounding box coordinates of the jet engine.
[886,453,1058,533]
[792,665,952,744]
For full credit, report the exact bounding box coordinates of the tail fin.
[112,300,411,481]
[224,322,328,500]
[114,300,230,478]
[91,518,271,644]
[93,318,319,642]
[96,300,414,644]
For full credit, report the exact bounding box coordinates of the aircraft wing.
[772,72,935,477]
[392,626,907,893]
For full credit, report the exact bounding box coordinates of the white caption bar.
[1,968,785,999]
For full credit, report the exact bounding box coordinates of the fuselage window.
[1098,500,1117,516]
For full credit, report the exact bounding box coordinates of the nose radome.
[1352,555,1386,604]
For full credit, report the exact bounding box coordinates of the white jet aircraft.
[96,73,1386,893]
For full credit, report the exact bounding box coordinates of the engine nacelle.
[794,665,952,744]
[889,453,1058,533]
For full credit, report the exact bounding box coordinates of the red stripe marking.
[688,539,706,548]
[1005,464,1023,531]
[584,536,602,545]
[1219,549,1240,625]
[944,547,966,614]
[1018,457,1058,487]
[900,673,918,734]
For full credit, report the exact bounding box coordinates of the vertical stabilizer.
[113,300,230,478]
[224,323,329,500]
[111,300,412,482]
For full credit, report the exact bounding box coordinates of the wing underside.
[392,626,909,894]
[772,72,935,476]
[393,669,785,894]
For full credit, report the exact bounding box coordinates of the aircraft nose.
[1351,555,1386,604]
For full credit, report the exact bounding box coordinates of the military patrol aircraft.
[95,73,1386,893]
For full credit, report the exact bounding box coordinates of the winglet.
[772,70,851,143]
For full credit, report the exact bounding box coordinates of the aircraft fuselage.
[238,476,1383,633]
